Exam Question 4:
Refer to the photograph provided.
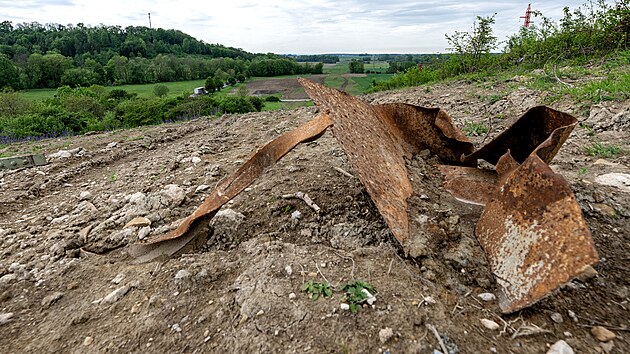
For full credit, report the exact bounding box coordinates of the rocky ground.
[0,76,629,353]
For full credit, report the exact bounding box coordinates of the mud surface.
[1,78,629,353]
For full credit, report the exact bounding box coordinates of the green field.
[19,79,207,101]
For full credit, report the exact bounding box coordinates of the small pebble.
[340,303,350,311]
[111,273,125,284]
[285,265,293,276]
[0,312,14,325]
[288,293,296,300]
[480,318,500,331]
[478,293,496,302]
[83,336,94,346]
[256,310,264,316]
[171,323,181,332]
[291,210,302,220]
[591,326,616,342]
[379,327,394,344]
[175,269,191,280]
[567,310,578,323]
[550,312,563,323]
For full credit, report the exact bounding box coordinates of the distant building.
[194,87,207,95]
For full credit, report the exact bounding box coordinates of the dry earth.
[0,77,629,353]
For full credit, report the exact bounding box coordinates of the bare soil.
[0,77,629,353]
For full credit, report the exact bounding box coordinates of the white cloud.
[0,0,616,54]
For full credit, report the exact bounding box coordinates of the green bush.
[153,83,170,97]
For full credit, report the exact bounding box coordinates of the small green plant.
[282,204,294,213]
[302,281,332,301]
[462,121,489,136]
[495,113,505,120]
[578,167,588,176]
[586,143,621,158]
[485,94,504,105]
[341,280,376,313]
[109,172,118,182]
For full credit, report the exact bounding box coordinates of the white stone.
[162,185,185,206]
[175,269,191,280]
[291,210,302,220]
[111,273,125,284]
[79,191,92,200]
[340,303,350,311]
[101,286,130,304]
[138,226,151,240]
[0,312,14,325]
[478,293,496,302]
[594,173,630,192]
[195,185,210,193]
[546,340,574,354]
[288,293,296,300]
[480,319,500,330]
[191,156,202,165]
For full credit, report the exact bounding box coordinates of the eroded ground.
[1,77,629,353]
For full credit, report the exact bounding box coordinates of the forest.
[0,22,323,90]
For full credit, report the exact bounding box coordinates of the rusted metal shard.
[128,112,333,263]
[300,78,473,245]
[463,106,577,165]
[438,165,497,206]
[476,149,599,313]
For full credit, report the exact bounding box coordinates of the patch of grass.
[586,143,621,158]
[324,76,346,90]
[462,121,488,136]
[109,172,118,182]
[350,74,394,94]
[341,280,376,314]
[302,281,333,301]
[485,93,504,105]
[323,63,350,75]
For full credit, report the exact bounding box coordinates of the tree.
[153,83,169,97]
[348,59,364,73]
[0,54,19,89]
[445,14,497,73]
[204,75,216,92]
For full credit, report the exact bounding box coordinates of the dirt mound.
[0,79,628,353]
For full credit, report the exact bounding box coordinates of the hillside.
[0,67,628,352]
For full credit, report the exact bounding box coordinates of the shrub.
[153,83,169,97]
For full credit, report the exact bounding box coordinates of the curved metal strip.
[128,112,333,263]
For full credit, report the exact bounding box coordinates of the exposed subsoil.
[0,77,629,353]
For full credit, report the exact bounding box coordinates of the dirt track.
[0,77,629,353]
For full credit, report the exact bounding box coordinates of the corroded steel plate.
[477,151,599,313]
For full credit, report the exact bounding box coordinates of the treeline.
[0,85,265,142]
[375,54,448,64]
[0,21,253,61]
[372,1,629,91]
[290,54,339,63]
[247,58,323,76]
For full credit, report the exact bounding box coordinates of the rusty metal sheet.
[476,147,599,313]
[463,106,577,165]
[300,78,473,245]
[128,112,333,263]
[438,165,498,206]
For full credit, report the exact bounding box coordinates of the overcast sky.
[0,0,615,54]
